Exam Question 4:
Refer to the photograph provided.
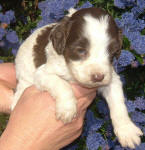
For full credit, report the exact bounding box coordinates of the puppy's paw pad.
[115,122,143,149]
[56,99,77,123]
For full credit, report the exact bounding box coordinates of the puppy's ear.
[116,29,123,59]
[50,17,73,55]
[118,29,123,49]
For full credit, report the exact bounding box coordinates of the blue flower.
[131,111,145,123]
[0,10,15,24]
[5,10,15,22]
[131,35,145,54]
[125,100,136,113]
[131,60,140,68]
[78,1,93,9]
[118,50,135,67]
[96,100,109,115]
[86,110,104,128]
[0,60,3,63]
[86,133,105,150]
[63,0,79,10]
[134,97,145,110]
[131,6,144,17]
[83,109,104,137]
[114,0,135,9]
[12,48,18,56]
[114,145,131,150]
[0,27,6,40]
[136,143,145,150]
[114,0,126,9]
[6,31,19,44]
[38,0,79,26]
[137,0,145,9]
[0,13,10,24]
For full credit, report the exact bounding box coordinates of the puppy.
[12,7,143,149]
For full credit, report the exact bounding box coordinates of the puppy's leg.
[34,64,77,123]
[11,80,32,110]
[98,69,143,149]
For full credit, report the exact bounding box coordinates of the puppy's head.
[50,7,122,88]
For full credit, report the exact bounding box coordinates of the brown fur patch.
[64,7,122,63]
[50,17,73,55]
[64,8,109,62]
[107,16,122,62]
[33,26,54,68]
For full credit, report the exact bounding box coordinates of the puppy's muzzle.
[91,73,104,82]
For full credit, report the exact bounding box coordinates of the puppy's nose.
[91,73,104,82]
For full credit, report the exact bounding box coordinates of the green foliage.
[0,114,9,135]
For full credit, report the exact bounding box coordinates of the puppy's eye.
[77,48,87,56]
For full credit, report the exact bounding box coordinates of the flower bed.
[0,0,145,149]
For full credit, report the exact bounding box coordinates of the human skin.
[0,63,96,150]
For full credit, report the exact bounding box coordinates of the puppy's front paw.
[114,121,143,149]
[56,98,77,123]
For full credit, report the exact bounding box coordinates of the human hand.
[0,64,96,150]
[0,63,16,113]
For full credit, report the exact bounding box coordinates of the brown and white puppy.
[12,8,143,149]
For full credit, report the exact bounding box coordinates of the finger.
[77,93,96,114]
[71,83,97,99]
[0,63,16,88]
[0,81,13,113]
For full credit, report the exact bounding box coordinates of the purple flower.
[78,1,93,9]
[134,97,145,110]
[0,27,6,40]
[114,0,126,9]
[0,40,5,47]
[6,31,19,44]
[120,74,126,85]
[63,0,79,10]
[104,138,116,149]
[86,110,104,130]
[89,120,104,132]
[83,109,104,137]
[86,133,105,150]
[137,0,145,9]
[131,6,144,17]
[131,35,145,54]
[118,50,135,67]
[131,60,139,68]
[114,0,135,9]
[114,145,130,150]
[12,48,18,56]
[0,13,10,24]
[136,143,145,150]
[125,100,136,112]
[131,111,145,123]
[0,60,3,63]
[96,100,109,115]
[5,10,15,22]
[142,127,145,135]
[38,0,79,27]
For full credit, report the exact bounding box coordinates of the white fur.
[98,69,143,149]
[68,15,112,87]
[12,9,143,148]
[67,8,77,17]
